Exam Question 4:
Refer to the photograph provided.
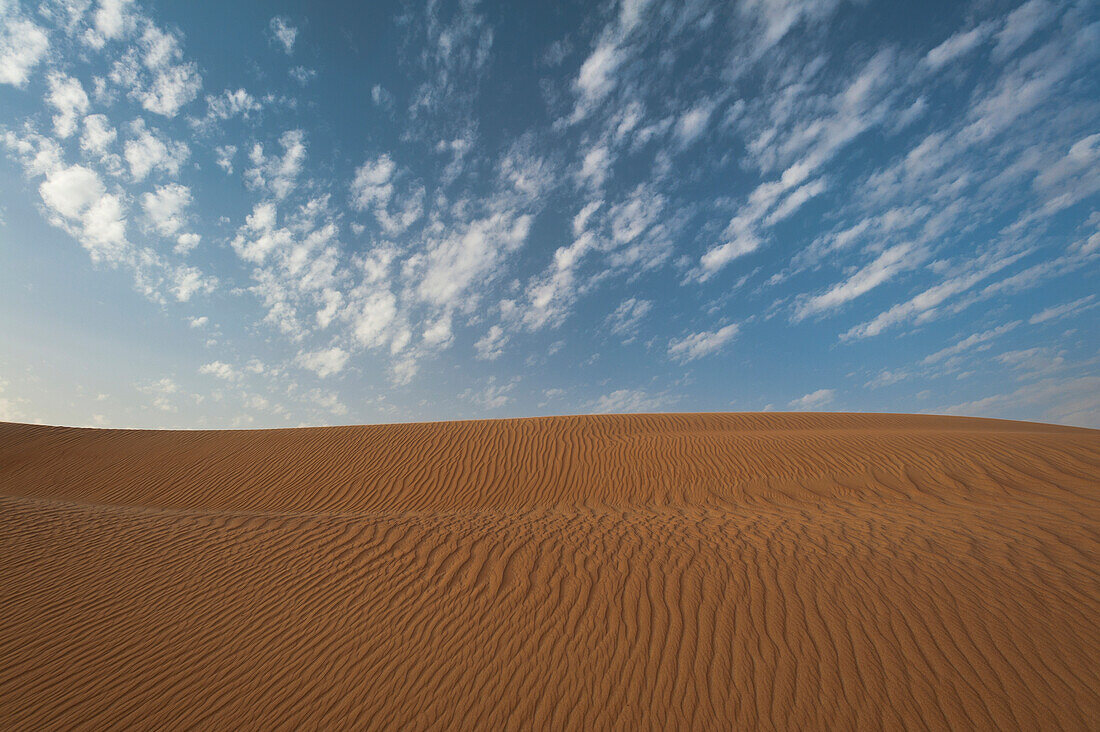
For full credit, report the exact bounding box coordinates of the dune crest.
[2,413,1098,729]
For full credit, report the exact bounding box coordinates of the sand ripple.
[1,414,1098,729]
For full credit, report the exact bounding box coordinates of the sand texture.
[1,413,1098,729]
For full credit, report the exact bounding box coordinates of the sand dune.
[1,413,1098,729]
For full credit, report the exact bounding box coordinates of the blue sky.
[0,0,1097,428]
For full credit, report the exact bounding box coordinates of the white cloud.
[141,182,191,237]
[229,195,349,345]
[422,312,453,347]
[675,102,714,146]
[0,377,27,422]
[944,375,1100,429]
[84,0,137,48]
[573,40,625,116]
[765,177,827,226]
[350,155,425,235]
[214,144,236,174]
[81,114,117,156]
[124,119,189,181]
[203,88,260,121]
[175,232,200,255]
[993,0,1058,61]
[923,22,993,71]
[270,16,297,54]
[39,164,128,262]
[39,164,103,221]
[865,369,910,389]
[618,0,654,34]
[390,356,418,386]
[474,325,508,360]
[789,388,835,410]
[668,323,739,363]
[1030,295,1097,325]
[41,1,91,35]
[607,297,651,341]
[418,213,532,309]
[794,242,924,320]
[1026,134,1100,220]
[231,201,286,264]
[289,66,315,85]
[590,388,670,414]
[698,217,761,278]
[572,200,602,236]
[170,264,214,302]
[922,321,1020,365]
[110,25,202,116]
[188,316,208,328]
[0,18,49,86]
[47,73,90,138]
[307,388,348,416]
[463,378,515,410]
[245,130,306,198]
[960,28,1083,147]
[198,360,238,380]
[296,347,349,378]
[697,49,900,281]
[609,184,662,245]
[3,0,1092,427]
[371,84,393,108]
[351,154,425,234]
[577,145,610,189]
[843,249,1024,340]
[738,0,844,58]
[5,128,214,304]
[996,347,1065,377]
[315,288,344,330]
[137,376,180,412]
[347,289,397,349]
[517,231,595,330]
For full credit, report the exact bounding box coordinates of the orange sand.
[1,413,1098,729]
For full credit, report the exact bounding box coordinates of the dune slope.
[1,413,1098,729]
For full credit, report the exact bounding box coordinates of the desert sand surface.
[1,412,1098,729]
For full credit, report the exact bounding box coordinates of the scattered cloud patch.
[0,16,49,87]
[270,17,298,54]
[46,73,90,138]
[142,183,191,237]
[590,389,671,414]
[198,361,238,380]
[296,347,349,378]
[789,389,836,411]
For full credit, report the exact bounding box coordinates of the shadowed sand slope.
[1,413,1098,729]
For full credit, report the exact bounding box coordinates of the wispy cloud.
[945,376,1100,429]
[922,321,1020,365]
[794,242,926,320]
[668,324,738,363]
[1030,295,1097,325]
